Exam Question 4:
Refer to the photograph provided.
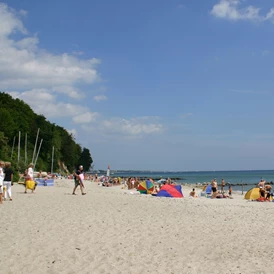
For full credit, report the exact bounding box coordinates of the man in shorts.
[72,165,86,195]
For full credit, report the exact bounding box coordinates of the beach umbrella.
[137,180,154,194]
[157,179,166,184]
[156,184,183,198]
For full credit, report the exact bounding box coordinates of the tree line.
[0,92,93,179]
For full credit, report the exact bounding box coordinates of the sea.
[100,170,274,192]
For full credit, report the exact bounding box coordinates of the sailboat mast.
[18,131,21,164]
[51,146,54,174]
[32,128,40,164]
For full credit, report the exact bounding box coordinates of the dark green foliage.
[0,92,93,174]
[0,131,9,159]
[0,109,16,140]
[78,147,93,172]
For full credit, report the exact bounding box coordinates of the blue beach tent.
[205,184,212,194]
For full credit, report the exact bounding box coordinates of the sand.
[0,179,273,274]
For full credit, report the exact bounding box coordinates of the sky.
[1,0,274,171]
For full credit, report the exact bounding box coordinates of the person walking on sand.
[72,165,86,195]
[3,162,13,201]
[25,163,37,193]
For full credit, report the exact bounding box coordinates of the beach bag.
[26,180,35,190]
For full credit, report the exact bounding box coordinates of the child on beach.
[228,185,232,196]
[189,188,196,198]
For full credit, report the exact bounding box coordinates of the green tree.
[0,131,9,160]
[78,148,93,172]
[0,109,16,140]
[0,92,94,173]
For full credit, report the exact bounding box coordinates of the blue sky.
[1,0,274,171]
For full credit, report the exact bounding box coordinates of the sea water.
[108,170,274,192]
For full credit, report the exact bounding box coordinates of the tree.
[78,148,93,172]
[0,131,9,159]
[0,109,16,140]
[0,92,95,173]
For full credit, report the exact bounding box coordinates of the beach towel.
[79,173,85,187]
[79,173,84,181]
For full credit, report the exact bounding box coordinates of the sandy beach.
[1,179,274,274]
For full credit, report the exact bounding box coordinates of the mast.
[32,128,40,164]
[18,131,21,164]
[25,133,27,165]
[11,136,15,160]
[34,138,43,171]
[51,146,54,174]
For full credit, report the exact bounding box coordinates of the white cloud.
[101,117,164,136]
[0,3,100,99]
[211,0,274,22]
[52,86,84,99]
[228,88,268,94]
[19,9,28,17]
[81,116,164,137]
[180,113,193,119]
[266,8,274,22]
[15,36,39,51]
[7,89,89,118]
[72,51,84,56]
[8,89,55,102]
[93,95,108,101]
[67,128,78,138]
[73,112,99,124]
[1,3,164,140]
[262,50,271,56]
[0,2,27,36]
[35,102,88,118]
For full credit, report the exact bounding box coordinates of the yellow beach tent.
[244,187,260,200]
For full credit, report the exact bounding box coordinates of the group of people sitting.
[258,179,272,201]
[125,177,175,192]
[207,178,233,199]
[99,176,122,187]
